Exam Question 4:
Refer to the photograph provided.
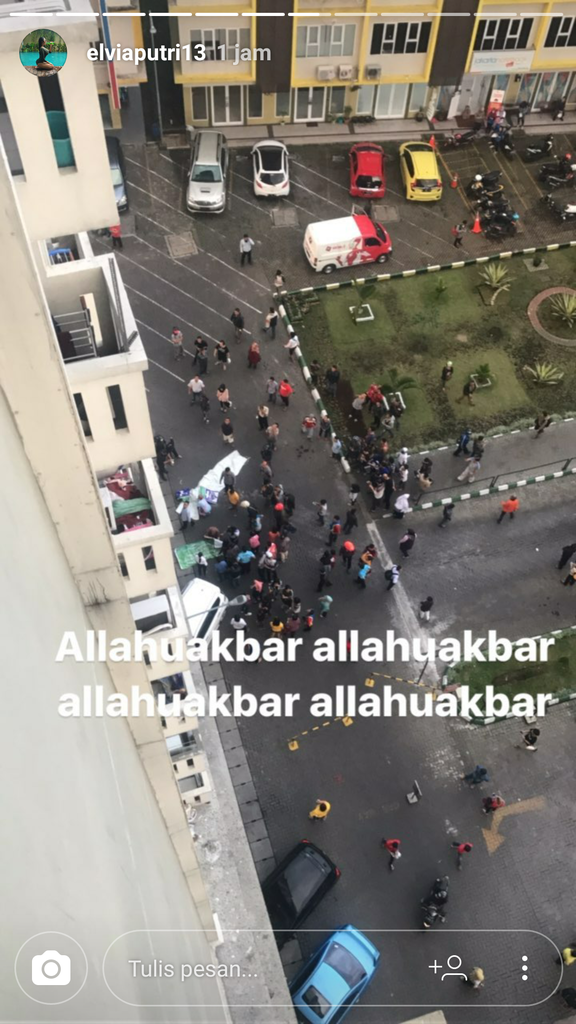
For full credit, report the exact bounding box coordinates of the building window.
[408,82,427,115]
[545,16,576,48]
[178,773,205,794]
[191,87,208,121]
[474,18,533,51]
[118,554,129,578]
[38,75,76,169]
[106,384,128,430]
[143,546,156,571]
[190,28,250,61]
[98,93,112,129]
[296,24,355,58]
[73,393,92,438]
[356,85,375,115]
[370,21,431,56]
[248,84,263,119]
[0,84,25,176]
[329,86,346,115]
[276,91,290,118]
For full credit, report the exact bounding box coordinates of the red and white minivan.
[304,214,392,274]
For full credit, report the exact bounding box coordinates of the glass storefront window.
[408,82,427,115]
[517,73,537,107]
[533,71,570,111]
[275,91,290,118]
[355,85,375,115]
[192,87,208,121]
[248,85,262,120]
[329,86,345,115]
[566,72,576,108]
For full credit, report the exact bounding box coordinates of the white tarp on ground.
[177,451,248,521]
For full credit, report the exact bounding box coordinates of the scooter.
[539,156,576,189]
[421,876,450,929]
[476,195,511,214]
[523,134,554,162]
[481,208,519,228]
[484,218,518,239]
[541,193,576,221]
[466,171,503,198]
[491,129,515,161]
[442,128,480,150]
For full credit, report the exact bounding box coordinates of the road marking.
[127,285,219,342]
[482,796,546,854]
[146,357,187,383]
[126,155,183,190]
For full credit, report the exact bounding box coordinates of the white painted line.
[460,493,471,501]
[478,488,490,495]
[436,446,448,451]
[147,357,187,384]
[510,429,521,434]
[553,471,564,478]
[127,286,219,343]
[497,484,510,491]
[440,498,453,505]
[516,480,527,487]
[534,475,546,482]
[289,11,332,15]
[420,502,434,509]
[492,433,503,438]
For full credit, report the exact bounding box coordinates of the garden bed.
[296,249,576,448]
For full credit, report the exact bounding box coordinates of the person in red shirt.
[381,838,401,871]
[497,495,519,523]
[109,224,123,249]
[482,794,505,814]
[278,378,294,408]
[451,841,473,870]
[327,516,342,546]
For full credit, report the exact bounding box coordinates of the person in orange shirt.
[497,495,519,524]
[109,224,123,250]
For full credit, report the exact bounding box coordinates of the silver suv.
[186,131,228,214]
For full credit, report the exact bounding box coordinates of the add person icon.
[441,955,468,981]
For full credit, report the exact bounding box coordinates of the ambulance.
[304,214,393,274]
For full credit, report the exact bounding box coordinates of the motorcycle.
[523,134,554,162]
[484,218,518,239]
[481,208,519,228]
[490,129,515,161]
[466,171,503,198]
[539,156,576,189]
[442,128,480,150]
[476,195,511,214]
[541,192,576,221]
[421,876,450,929]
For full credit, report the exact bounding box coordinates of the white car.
[251,141,290,198]
[181,578,226,640]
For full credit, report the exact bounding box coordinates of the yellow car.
[399,142,442,201]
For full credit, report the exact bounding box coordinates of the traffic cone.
[429,134,436,149]
[471,210,482,234]
[450,171,459,189]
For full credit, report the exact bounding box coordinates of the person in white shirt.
[187,376,205,404]
[240,234,255,266]
[284,331,300,362]
[171,326,184,361]
[393,493,412,519]
[263,307,279,339]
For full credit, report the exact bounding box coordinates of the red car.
[349,143,386,199]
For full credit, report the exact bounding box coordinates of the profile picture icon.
[20,29,67,77]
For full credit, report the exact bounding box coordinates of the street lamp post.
[149,16,164,144]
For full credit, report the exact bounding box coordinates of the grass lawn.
[293,248,576,447]
[451,631,576,708]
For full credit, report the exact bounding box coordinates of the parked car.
[186,130,228,213]
[251,140,290,197]
[181,578,226,640]
[349,143,386,199]
[290,925,380,1023]
[304,214,392,274]
[399,141,442,201]
[106,136,128,213]
[262,840,340,947]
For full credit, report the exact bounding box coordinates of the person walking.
[382,472,395,512]
[466,967,485,990]
[399,528,416,558]
[110,223,123,249]
[456,377,477,406]
[230,308,245,342]
[260,459,273,484]
[343,507,358,535]
[451,841,473,870]
[266,422,280,449]
[457,456,481,484]
[221,417,234,445]
[239,234,255,266]
[441,361,454,390]
[273,269,285,291]
[196,348,208,376]
[319,413,332,440]
[324,365,340,398]
[171,326,184,361]
[368,479,385,512]
[453,427,471,457]
[301,413,317,440]
[303,609,315,633]
[309,799,331,822]
[200,393,210,423]
[319,594,333,618]
[284,331,300,362]
[562,563,576,586]
[314,499,328,526]
[452,221,467,248]
[356,562,371,589]
[381,838,401,872]
[497,495,519,523]
[188,375,205,405]
[327,516,342,547]
[220,466,235,492]
[556,946,576,968]
[516,727,540,751]
[247,341,261,370]
[266,376,279,405]
[420,595,434,621]
[534,411,552,438]
[195,552,208,578]
[558,543,576,570]
[350,393,366,423]
[460,765,489,787]
[482,793,505,814]
[340,541,355,573]
[262,307,278,339]
[438,503,455,528]
[385,564,401,591]
[214,340,230,372]
[217,384,232,413]
[279,378,294,408]
[393,493,412,519]
[256,404,269,431]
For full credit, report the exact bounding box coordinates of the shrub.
[549,293,576,329]
[524,362,565,386]
[479,263,509,289]
[473,362,492,383]
[380,367,419,393]
[350,282,376,324]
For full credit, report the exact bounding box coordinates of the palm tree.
[379,367,419,393]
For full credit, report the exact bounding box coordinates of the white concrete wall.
[71,369,155,472]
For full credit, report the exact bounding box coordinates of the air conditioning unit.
[338,65,354,80]
[365,64,382,80]
[317,66,336,81]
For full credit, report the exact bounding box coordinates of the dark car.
[106,136,128,213]
[262,840,340,948]
[349,143,386,199]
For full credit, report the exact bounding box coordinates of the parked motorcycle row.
[465,170,519,240]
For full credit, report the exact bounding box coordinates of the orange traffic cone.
[429,134,436,149]
[471,210,482,234]
[450,171,459,189]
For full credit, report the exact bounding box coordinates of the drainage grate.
[374,204,400,223]
[166,232,198,258]
[272,208,299,227]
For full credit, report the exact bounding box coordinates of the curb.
[381,464,576,517]
[408,413,576,457]
[442,625,576,726]
[277,239,576,298]
[277,301,351,473]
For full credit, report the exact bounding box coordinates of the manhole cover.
[374,204,400,223]
[332,155,345,163]
[166,232,198,258]
[273,208,299,227]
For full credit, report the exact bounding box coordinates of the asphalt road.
[97,144,576,1024]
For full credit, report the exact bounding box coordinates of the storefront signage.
[470,50,535,74]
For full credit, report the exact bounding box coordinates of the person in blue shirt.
[356,563,371,589]
[453,427,471,457]
[237,547,255,575]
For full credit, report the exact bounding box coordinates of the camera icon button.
[15,932,88,1005]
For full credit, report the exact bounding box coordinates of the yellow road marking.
[482,796,546,854]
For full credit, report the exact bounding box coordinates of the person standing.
[247,341,261,370]
[557,946,576,968]
[466,967,485,990]
[385,564,402,591]
[381,838,401,872]
[456,378,477,406]
[239,234,255,265]
[273,270,285,291]
[260,459,273,485]
[171,326,184,361]
[302,414,317,440]
[457,456,481,483]
[237,546,256,575]
[285,331,300,362]
[279,378,294,408]
[230,308,245,342]
[439,503,455,528]
[340,541,355,573]
[420,596,434,621]
[324,365,340,398]
[534,411,552,438]
[393,493,412,519]
[399,528,416,558]
[214,339,230,372]
[285,614,301,639]
[343,507,358,535]
[356,563,371,589]
[109,223,123,249]
[452,221,467,248]
[221,417,234,445]
[266,376,279,405]
[319,413,332,439]
[516,727,540,750]
[497,495,519,523]
[471,434,485,460]
[256,404,269,431]
[195,552,208,578]
[200,393,210,423]
[179,500,194,533]
[558,543,576,569]
[383,472,395,512]
[314,499,328,526]
[562,563,576,586]
[262,307,279,339]
[266,422,280,449]
[220,466,235,492]
[482,793,505,814]
[188,375,205,405]
[309,799,331,822]
[453,427,471,457]
[327,516,342,547]
[451,841,473,871]
[303,608,315,633]
[368,479,385,512]
[318,594,333,618]
[441,361,454,389]
[196,347,208,376]
[217,384,232,412]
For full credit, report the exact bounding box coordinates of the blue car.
[290,925,380,1023]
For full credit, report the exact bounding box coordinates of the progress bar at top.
[10,8,562,15]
